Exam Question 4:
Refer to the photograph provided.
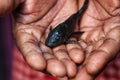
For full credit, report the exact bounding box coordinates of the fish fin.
[66,39,83,44]
[70,31,84,38]
[72,31,84,35]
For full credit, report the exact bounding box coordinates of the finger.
[13,24,46,71]
[47,58,66,77]
[86,27,120,75]
[39,36,67,77]
[53,45,77,78]
[71,67,93,80]
[61,59,77,78]
[66,38,85,64]
[14,0,58,24]
[0,0,24,16]
[58,77,68,80]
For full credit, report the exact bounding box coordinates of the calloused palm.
[12,0,120,80]
[13,0,78,78]
[69,0,120,80]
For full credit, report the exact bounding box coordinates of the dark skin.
[0,0,120,80]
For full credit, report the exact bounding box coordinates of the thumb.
[0,0,24,16]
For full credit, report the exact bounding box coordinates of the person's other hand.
[69,0,120,80]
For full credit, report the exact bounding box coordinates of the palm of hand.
[13,0,120,79]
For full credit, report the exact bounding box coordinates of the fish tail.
[77,0,89,16]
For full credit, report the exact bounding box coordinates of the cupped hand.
[0,0,119,80]
[13,0,78,78]
[69,0,120,80]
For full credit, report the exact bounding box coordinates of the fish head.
[45,30,66,48]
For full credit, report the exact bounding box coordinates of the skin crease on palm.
[0,0,119,80]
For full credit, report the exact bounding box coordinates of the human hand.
[13,0,78,78]
[1,0,75,77]
[0,0,119,80]
[70,0,120,80]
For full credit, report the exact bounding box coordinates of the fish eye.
[50,32,62,43]
[55,36,60,40]
[54,32,62,40]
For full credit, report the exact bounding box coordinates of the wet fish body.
[45,0,89,48]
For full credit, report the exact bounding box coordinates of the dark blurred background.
[0,16,13,80]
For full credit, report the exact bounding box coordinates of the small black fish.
[45,0,89,48]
